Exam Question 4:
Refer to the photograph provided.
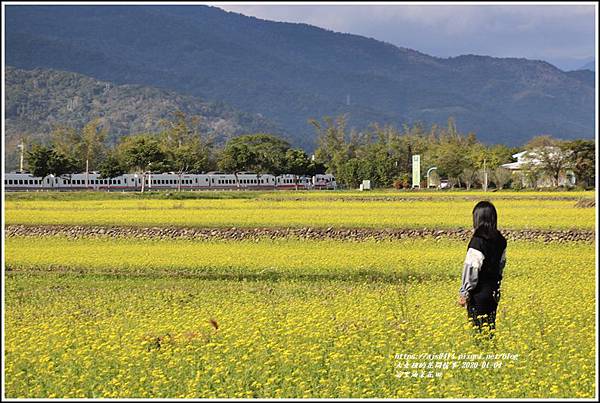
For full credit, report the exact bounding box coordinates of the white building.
[501,148,575,188]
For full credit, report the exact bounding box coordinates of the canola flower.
[4,237,595,398]
[4,197,595,230]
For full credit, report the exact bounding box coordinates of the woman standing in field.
[458,201,507,338]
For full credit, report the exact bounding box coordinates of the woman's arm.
[458,247,485,303]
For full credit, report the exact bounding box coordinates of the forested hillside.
[5,5,595,150]
[5,66,283,170]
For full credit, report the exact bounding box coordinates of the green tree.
[492,167,513,189]
[524,135,572,187]
[564,139,595,188]
[118,134,166,192]
[159,111,214,190]
[284,148,311,189]
[218,134,291,185]
[25,144,79,179]
[336,158,363,189]
[311,114,351,176]
[459,167,478,190]
[51,125,81,167]
[81,118,108,172]
[98,151,127,180]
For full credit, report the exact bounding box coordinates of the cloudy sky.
[218,3,596,71]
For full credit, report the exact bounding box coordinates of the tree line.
[310,115,594,189]
[24,111,325,183]
[22,112,595,189]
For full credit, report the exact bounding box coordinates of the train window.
[19,180,23,185]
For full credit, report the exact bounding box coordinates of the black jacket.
[459,229,507,313]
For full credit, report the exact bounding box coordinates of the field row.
[5,237,596,398]
[5,198,595,230]
[5,189,595,202]
[5,237,594,279]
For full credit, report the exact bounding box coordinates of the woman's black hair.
[472,200,499,239]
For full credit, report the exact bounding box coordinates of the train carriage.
[275,174,311,189]
[4,171,337,191]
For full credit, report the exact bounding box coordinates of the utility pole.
[483,158,488,192]
[85,159,89,189]
[17,140,25,172]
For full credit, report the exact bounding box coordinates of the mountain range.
[5,4,596,153]
[578,60,595,71]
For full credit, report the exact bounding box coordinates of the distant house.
[501,148,575,188]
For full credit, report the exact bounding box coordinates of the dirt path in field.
[5,224,594,243]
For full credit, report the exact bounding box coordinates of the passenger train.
[4,171,337,191]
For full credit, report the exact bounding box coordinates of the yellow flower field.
[4,197,595,229]
[4,237,596,398]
